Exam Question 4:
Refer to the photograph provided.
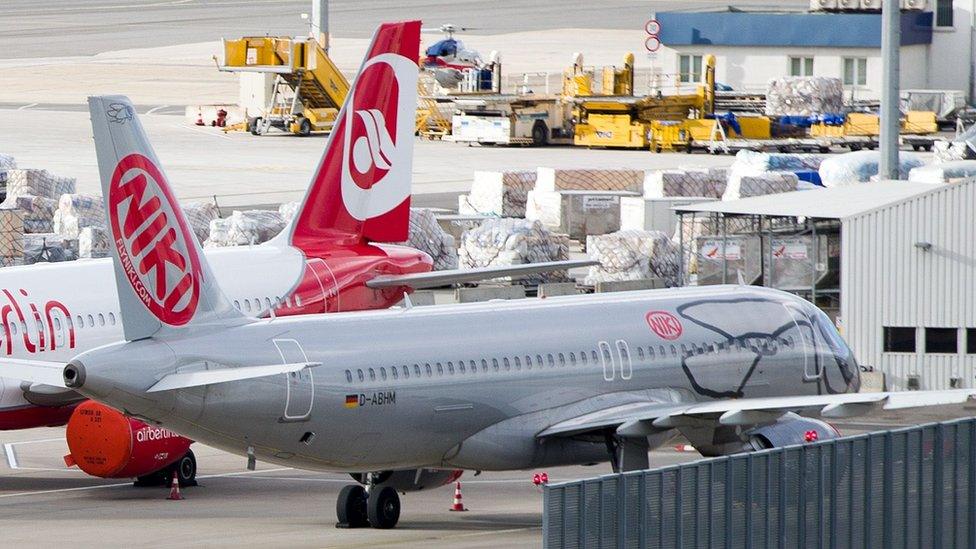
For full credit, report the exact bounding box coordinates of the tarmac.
[1,405,973,548]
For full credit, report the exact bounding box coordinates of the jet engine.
[746,413,840,451]
[680,412,840,456]
[64,401,194,484]
[351,469,463,492]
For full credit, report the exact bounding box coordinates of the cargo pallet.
[690,135,879,154]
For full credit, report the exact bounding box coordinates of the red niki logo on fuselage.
[646,311,683,340]
[108,154,201,326]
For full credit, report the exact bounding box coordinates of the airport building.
[652,2,974,101]
[677,179,976,391]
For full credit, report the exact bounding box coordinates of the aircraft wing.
[0,358,68,388]
[538,389,976,438]
[364,260,598,290]
[147,362,321,393]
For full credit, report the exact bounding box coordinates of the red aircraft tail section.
[284,20,421,251]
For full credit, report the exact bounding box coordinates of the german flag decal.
[344,395,359,409]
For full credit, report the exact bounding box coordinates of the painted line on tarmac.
[146,105,170,115]
[3,437,69,470]
[16,103,38,111]
[0,467,293,499]
[3,443,18,469]
[243,475,589,485]
[184,125,232,140]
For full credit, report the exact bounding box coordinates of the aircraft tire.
[174,450,197,487]
[367,486,400,529]
[336,485,369,528]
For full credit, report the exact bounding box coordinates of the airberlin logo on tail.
[340,52,418,221]
[646,311,683,340]
[108,154,201,326]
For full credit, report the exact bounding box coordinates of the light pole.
[880,0,900,179]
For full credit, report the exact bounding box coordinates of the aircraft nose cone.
[64,361,86,389]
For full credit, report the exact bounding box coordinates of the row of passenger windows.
[231,294,303,314]
[2,292,307,337]
[344,336,799,384]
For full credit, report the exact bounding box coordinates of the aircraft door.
[275,339,313,422]
[307,258,340,312]
[784,303,821,381]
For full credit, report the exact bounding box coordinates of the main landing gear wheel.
[336,485,369,528]
[132,450,197,487]
[367,486,401,529]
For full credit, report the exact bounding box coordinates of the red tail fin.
[285,20,420,251]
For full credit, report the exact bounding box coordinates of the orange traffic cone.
[167,471,184,501]
[449,481,467,512]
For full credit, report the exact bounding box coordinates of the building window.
[679,54,702,83]
[926,328,958,354]
[843,57,867,86]
[883,327,916,353]
[967,329,976,354]
[936,0,954,27]
[789,56,814,77]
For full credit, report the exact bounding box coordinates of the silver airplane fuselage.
[69,285,858,473]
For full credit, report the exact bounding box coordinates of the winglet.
[89,95,248,340]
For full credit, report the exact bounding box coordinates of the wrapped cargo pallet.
[458,170,536,217]
[53,193,104,239]
[642,168,725,199]
[583,230,680,287]
[908,160,976,184]
[765,77,843,117]
[204,210,285,247]
[182,201,220,243]
[5,169,75,200]
[0,154,15,186]
[23,233,77,264]
[8,195,57,233]
[731,150,827,172]
[0,209,24,263]
[79,226,110,259]
[933,140,970,163]
[534,168,643,193]
[459,218,570,284]
[818,151,925,187]
[399,208,458,271]
[525,190,631,240]
[723,172,799,201]
[278,201,300,223]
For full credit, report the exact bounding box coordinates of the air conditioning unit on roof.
[860,0,883,10]
[810,0,839,10]
[837,0,860,9]
[902,0,927,9]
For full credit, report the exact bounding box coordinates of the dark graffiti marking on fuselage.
[673,296,855,399]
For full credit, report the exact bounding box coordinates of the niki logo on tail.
[340,53,418,221]
[108,153,202,326]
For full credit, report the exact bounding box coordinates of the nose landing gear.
[336,473,401,529]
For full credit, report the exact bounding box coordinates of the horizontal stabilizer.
[365,260,598,289]
[147,362,321,393]
[0,359,67,388]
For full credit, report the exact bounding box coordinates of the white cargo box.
[620,196,714,235]
[526,189,638,241]
[451,114,513,144]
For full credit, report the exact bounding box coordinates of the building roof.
[673,181,943,220]
[655,11,933,48]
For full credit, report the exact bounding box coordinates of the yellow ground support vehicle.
[218,36,348,136]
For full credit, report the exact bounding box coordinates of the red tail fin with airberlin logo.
[285,20,420,251]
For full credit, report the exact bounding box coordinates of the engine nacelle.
[64,401,192,479]
[351,469,463,492]
[746,413,840,451]
[681,412,840,456]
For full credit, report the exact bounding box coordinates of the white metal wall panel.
[842,181,976,390]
